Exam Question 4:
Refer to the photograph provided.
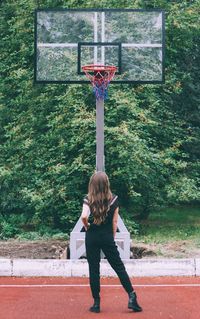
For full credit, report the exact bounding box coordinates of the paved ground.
[0,276,200,319]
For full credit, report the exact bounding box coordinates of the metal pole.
[96,98,105,172]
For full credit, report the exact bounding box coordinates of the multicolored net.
[82,65,117,100]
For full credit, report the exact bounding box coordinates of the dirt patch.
[0,239,199,259]
[132,240,200,259]
[0,239,69,259]
[130,244,157,259]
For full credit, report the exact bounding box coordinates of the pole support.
[96,99,105,171]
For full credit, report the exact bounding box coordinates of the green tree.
[0,0,199,237]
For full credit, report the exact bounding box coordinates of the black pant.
[85,229,133,299]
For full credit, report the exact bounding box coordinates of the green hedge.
[0,0,199,237]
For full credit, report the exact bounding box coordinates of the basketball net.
[82,65,117,100]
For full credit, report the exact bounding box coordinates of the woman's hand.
[81,204,91,231]
[85,223,90,231]
[112,207,119,238]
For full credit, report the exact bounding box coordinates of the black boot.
[128,291,142,312]
[89,297,100,313]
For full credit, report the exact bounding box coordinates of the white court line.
[0,284,200,288]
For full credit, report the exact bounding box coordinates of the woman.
[81,171,142,313]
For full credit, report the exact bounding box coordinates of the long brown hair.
[88,171,112,225]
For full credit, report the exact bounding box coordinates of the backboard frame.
[34,8,165,84]
[78,42,122,75]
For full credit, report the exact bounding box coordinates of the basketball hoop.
[82,65,117,100]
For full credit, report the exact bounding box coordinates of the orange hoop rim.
[82,64,117,72]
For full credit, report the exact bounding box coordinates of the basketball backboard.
[34,9,165,84]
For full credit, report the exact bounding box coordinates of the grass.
[15,231,69,241]
[148,206,200,224]
[135,205,200,244]
[1,206,199,245]
[0,205,199,258]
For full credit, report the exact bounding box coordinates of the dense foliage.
[0,0,199,237]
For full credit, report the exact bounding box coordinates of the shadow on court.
[0,276,199,319]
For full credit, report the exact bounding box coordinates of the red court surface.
[0,276,200,319]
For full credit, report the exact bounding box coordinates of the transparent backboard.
[34,9,165,84]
